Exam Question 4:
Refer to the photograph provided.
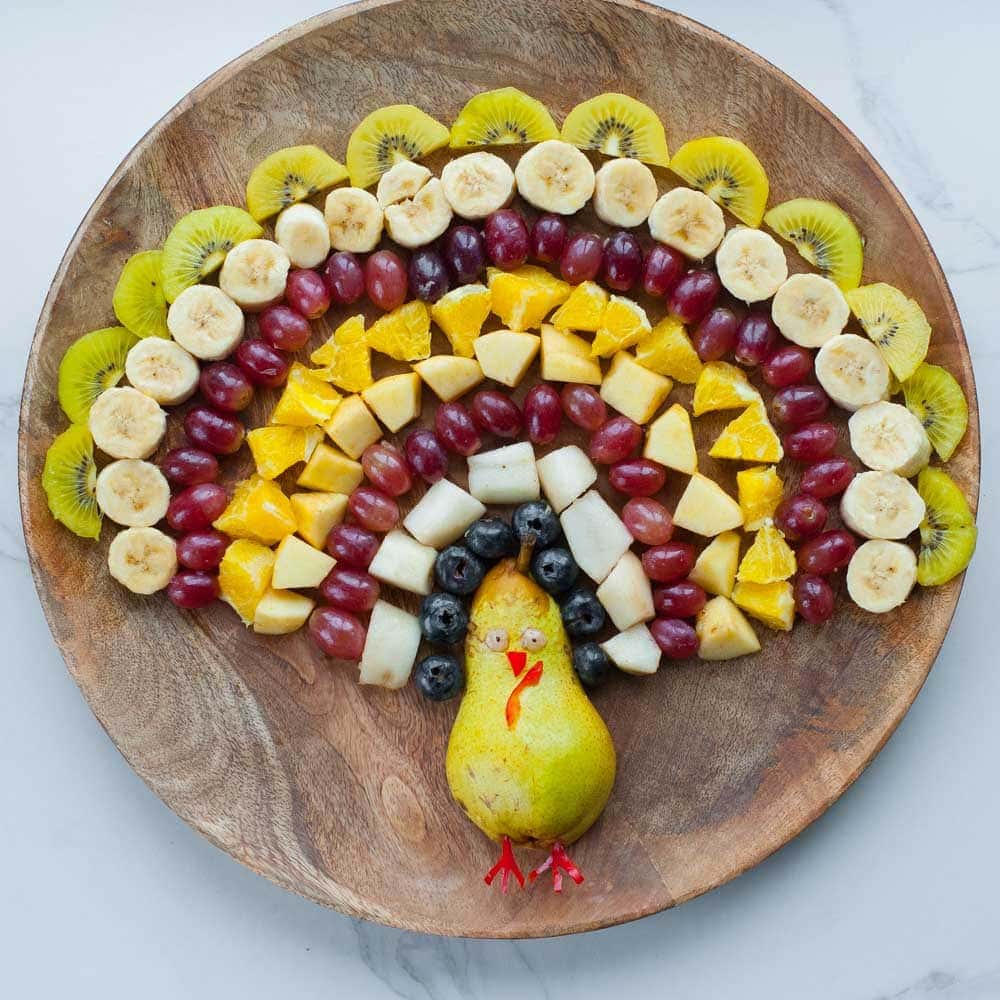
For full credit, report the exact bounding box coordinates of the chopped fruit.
[468,442,541,504]
[289,491,348,549]
[404,479,486,548]
[368,529,437,596]
[247,425,322,480]
[270,363,341,427]
[58,326,138,425]
[536,445,598,513]
[346,104,450,189]
[218,538,276,624]
[644,403,697,474]
[561,93,670,166]
[635,316,703,384]
[449,86,559,147]
[42,424,102,540]
[296,443,363,493]
[253,588,315,635]
[689,531,741,597]
[473,331,540,387]
[430,284,491,357]
[213,475,296,545]
[592,295,651,358]
[693,361,761,415]
[845,283,931,381]
[487,265,570,331]
[324,395,381,459]
[732,580,795,631]
[550,280,608,332]
[359,600,422,689]
[710,402,784,463]
[362,372,422,432]
[902,362,969,461]
[538,325,601,385]
[601,623,661,675]
[366,300,432,361]
[113,251,169,340]
[596,552,655,632]
[695,595,761,660]
[272,534,336,590]
[560,490,633,583]
[737,522,796,584]
[736,466,784,530]
[764,198,864,291]
[600,351,672,425]
[245,144,347,221]
[310,315,373,393]
[413,355,484,401]
[669,136,769,227]
[673,473,743,536]
[916,467,977,586]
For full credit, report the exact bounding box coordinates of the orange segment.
[550,280,608,332]
[732,580,795,631]
[218,538,276,624]
[737,521,796,584]
[693,361,760,415]
[635,316,703,384]
[311,315,373,392]
[431,284,492,357]
[213,475,297,545]
[709,402,783,462]
[487,266,570,332]
[270,363,342,427]
[736,465,784,531]
[367,300,432,361]
[246,425,322,480]
[591,295,650,357]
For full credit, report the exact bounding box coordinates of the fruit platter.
[18,0,979,937]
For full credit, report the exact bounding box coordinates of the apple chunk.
[362,372,422,432]
[601,351,672,425]
[536,444,597,513]
[368,529,437,595]
[601,623,661,675]
[696,596,761,660]
[673,473,743,536]
[560,489,632,583]
[253,589,315,635]
[467,442,540,504]
[413,355,484,401]
[272,534,336,589]
[473,331,540,387]
[359,600,421,688]
[688,530,741,597]
[596,551,654,631]
[644,403,697,474]
[403,478,486,548]
[540,325,602,385]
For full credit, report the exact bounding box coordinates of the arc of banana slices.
[274,203,331,269]
[441,152,516,219]
[325,187,384,253]
[167,284,245,360]
[594,158,658,229]
[772,272,849,347]
[376,161,432,208]
[96,459,170,527]
[108,526,177,595]
[514,139,595,215]
[848,400,931,477]
[125,338,200,405]
[840,470,926,539]
[814,333,890,411]
[648,187,725,259]
[384,177,453,247]
[219,238,290,312]
[88,386,166,459]
[715,226,788,302]
[847,539,917,613]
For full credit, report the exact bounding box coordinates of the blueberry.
[434,545,486,596]
[512,500,560,548]
[573,642,611,688]
[464,517,518,560]
[419,592,469,645]
[560,588,606,638]
[414,654,464,700]
[530,546,579,595]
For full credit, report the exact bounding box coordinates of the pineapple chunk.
[413,355,484,402]
[368,529,437,595]
[673,473,743,536]
[644,403,697,474]
[473,331,540,387]
[732,580,795,631]
[403,478,486,548]
[688,531,741,597]
[253,588,315,635]
[539,325,602,385]
[324,395,381,459]
[359,600,421,689]
[296,443,363,493]
[289,491,348,549]
[601,351,672,424]
[601,623,661,675]
[596,551,654,631]
[362,372,422,432]
[271,534,336,590]
[696,596,761,660]
[536,445,597,513]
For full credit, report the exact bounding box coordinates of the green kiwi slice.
[113,250,169,339]
[916,466,976,586]
[57,326,138,425]
[42,424,102,539]
[902,363,969,462]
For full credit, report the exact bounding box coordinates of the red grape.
[404,429,449,483]
[524,384,562,444]
[326,523,380,567]
[650,617,700,659]
[622,498,673,545]
[771,384,830,426]
[800,457,856,498]
[323,251,365,304]
[560,232,603,284]
[642,243,685,298]
[365,250,408,310]
[285,268,331,319]
[471,390,523,438]
[653,580,707,618]
[235,339,290,388]
[166,483,228,532]
[435,402,481,456]
[794,574,835,623]
[602,230,643,291]
[761,344,814,388]
[561,384,606,431]
[167,570,219,609]
[442,225,486,284]
[348,486,400,533]
[361,442,412,497]
[199,362,254,413]
[483,209,529,270]
[319,566,380,613]
[797,530,856,575]
[408,249,450,302]
[184,406,244,455]
[668,269,721,324]
[642,542,696,583]
[258,303,311,351]
[530,214,568,263]
[309,606,366,660]
[774,493,828,541]
[609,458,666,497]
[784,422,838,462]
[177,530,230,570]
[589,415,642,464]
[161,447,217,487]
[693,306,739,362]
[734,313,779,367]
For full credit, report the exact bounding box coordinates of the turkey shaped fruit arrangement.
[41,88,977,890]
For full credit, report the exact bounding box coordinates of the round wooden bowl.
[18,0,979,938]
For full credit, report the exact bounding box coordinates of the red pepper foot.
[528,842,584,893]
[484,835,525,893]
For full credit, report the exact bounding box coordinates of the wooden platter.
[18,0,979,938]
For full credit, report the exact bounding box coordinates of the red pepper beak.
[506,649,528,677]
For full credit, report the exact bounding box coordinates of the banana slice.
[440,152,515,219]
[376,161,432,207]
[647,187,725,259]
[124,338,199,405]
[108,526,177,595]
[324,187,384,253]
[814,333,890,412]
[166,285,245,360]
[88,386,166,459]
[846,539,917,613]
[715,226,788,302]
[384,177,453,248]
[594,158,658,228]
[514,139,595,215]
[219,238,290,312]
[848,400,932,477]
[274,203,331,269]
[771,272,849,347]
[96,459,170,527]
[840,470,926,539]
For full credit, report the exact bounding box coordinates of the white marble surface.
[2,1,998,996]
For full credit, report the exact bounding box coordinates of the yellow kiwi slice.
[764,198,864,291]
[42,424,102,540]
[669,136,769,227]
[58,326,138,424]
[245,144,348,222]
[560,93,669,166]
[161,205,263,302]
[450,87,559,147]
[916,466,976,586]
[346,105,450,189]
[112,250,169,339]
[845,282,930,382]
[902,363,969,461]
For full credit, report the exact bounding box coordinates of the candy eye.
[484,628,509,651]
[521,628,547,651]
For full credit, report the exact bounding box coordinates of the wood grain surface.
[17,0,980,938]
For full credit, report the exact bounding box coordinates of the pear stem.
[516,535,535,574]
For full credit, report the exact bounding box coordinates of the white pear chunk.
[536,445,598,513]
[601,623,661,675]
[403,479,486,548]
[359,600,421,688]
[596,551,655,631]
[467,442,540,504]
[560,490,632,583]
[368,529,437,595]
[673,473,744,536]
